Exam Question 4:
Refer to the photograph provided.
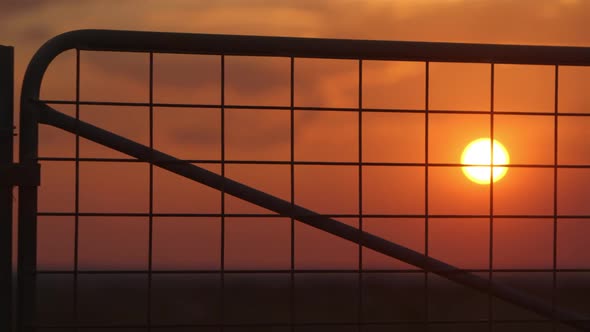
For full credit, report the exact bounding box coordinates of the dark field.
[23,272,590,331]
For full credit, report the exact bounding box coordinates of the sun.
[461,138,510,185]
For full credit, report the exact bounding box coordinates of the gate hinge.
[0,163,41,186]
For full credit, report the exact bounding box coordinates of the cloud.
[165,108,294,156]
[170,123,221,147]
[8,0,590,158]
[0,0,51,16]
[4,0,590,44]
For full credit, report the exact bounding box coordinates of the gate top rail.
[22,29,590,102]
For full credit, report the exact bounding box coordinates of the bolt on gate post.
[0,45,15,332]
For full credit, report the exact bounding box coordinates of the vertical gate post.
[0,45,15,332]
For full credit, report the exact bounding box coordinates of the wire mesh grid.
[18,33,590,332]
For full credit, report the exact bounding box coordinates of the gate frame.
[17,29,590,331]
[0,44,14,332]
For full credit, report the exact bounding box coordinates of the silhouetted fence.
[8,30,590,331]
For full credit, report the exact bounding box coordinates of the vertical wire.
[73,48,80,331]
[220,54,226,331]
[290,56,296,331]
[424,61,430,329]
[357,59,363,330]
[489,63,495,331]
[147,51,154,331]
[552,64,559,330]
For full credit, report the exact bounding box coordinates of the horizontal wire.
[27,318,576,329]
[37,99,590,117]
[32,268,590,274]
[36,212,590,219]
[35,157,590,169]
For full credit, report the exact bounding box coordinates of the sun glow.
[461,138,510,185]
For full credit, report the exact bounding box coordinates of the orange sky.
[2,0,590,271]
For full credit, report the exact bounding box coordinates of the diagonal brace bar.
[38,103,590,331]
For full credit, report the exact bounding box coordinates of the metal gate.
[4,29,590,331]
